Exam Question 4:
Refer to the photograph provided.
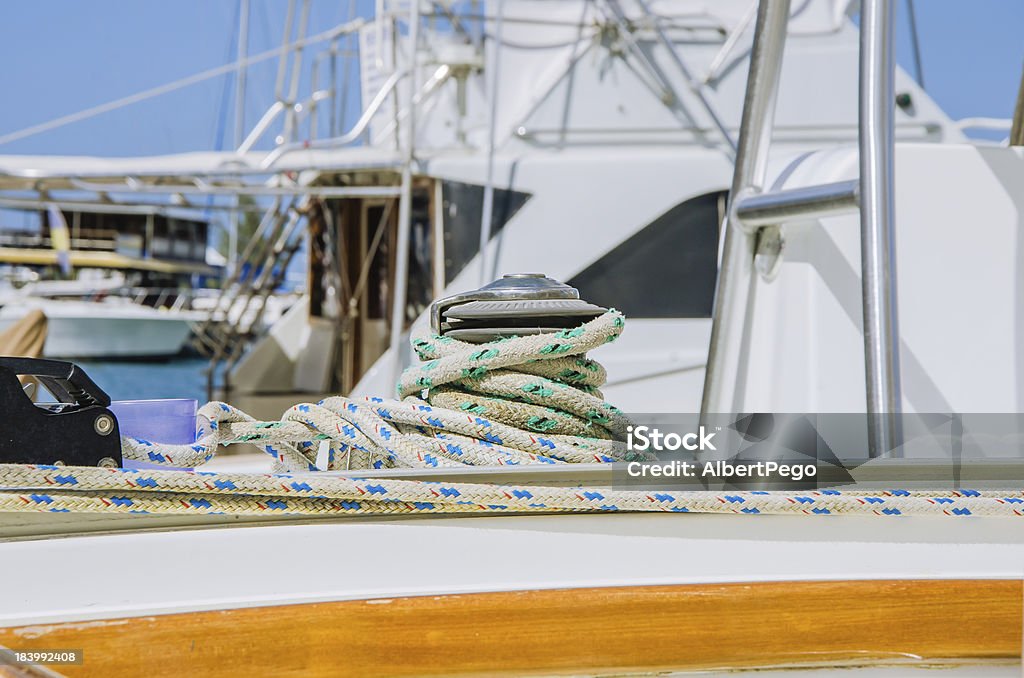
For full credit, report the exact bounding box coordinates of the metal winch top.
[430,273,607,343]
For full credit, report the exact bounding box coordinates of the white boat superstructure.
[224,0,966,416]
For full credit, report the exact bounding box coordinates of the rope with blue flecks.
[120,310,638,473]
[0,464,1021,516]
[2,309,1022,518]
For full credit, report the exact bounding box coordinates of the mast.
[230,0,250,275]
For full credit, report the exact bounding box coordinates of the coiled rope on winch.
[122,310,637,472]
[2,310,1023,518]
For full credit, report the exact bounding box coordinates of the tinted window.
[568,191,725,318]
[442,180,531,283]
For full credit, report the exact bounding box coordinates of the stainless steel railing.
[732,180,859,228]
[857,0,902,456]
[700,0,792,420]
[700,0,902,457]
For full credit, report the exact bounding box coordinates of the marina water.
[77,357,208,404]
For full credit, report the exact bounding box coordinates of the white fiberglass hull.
[0,300,195,359]
[0,510,1020,676]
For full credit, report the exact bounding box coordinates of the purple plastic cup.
[110,399,198,471]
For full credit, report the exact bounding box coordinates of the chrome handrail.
[701,0,791,418]
[733,179,859,228]
[700,0,902,458]
[373,65,454,141]
[858,0,901,455]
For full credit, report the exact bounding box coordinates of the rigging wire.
[905,0,925,89]
[213,1,242,152]
[0,19,364,148]
[337,0,359,135]
[206,1,242,224]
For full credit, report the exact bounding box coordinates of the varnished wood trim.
[1,580,1019,677]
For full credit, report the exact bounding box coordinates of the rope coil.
[123,310,637,472]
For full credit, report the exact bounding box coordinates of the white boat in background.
[0,202,229,359]
[0,298,198,359]
[0,272,205,359]
[0,271,297,359]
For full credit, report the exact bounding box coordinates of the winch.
[430,273,607,343]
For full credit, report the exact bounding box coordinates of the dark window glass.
[405,189,434,324]
[568,191,725,318]
[441,180,532,284]
[365,204,389,320]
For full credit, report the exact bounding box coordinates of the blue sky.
[0,0,1020,157]
[0,0,374,157]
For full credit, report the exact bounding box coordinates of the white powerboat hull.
[0,300,196,359]
[0,510,1020,676]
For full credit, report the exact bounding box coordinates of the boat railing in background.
[955,116,1014,146]
[235,8,367,156]
[955,117,1014,134]
[197,200,308,398]
[701,0,902,458]
[601,0,738,159]
[0,230,120,253]
[259,67,412,166]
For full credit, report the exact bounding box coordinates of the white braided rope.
[1,310,1016,519]
[0,464,1018,517]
